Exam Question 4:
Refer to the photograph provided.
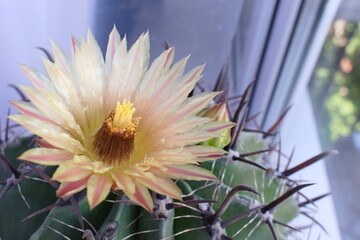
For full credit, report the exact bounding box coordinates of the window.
[309,1,360,238]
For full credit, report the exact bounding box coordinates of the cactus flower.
[9,27,234,211]
[198,102,231,148]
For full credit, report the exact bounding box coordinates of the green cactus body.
[0,131,306,240]
[0,136,57,240]
[29,195,114,240]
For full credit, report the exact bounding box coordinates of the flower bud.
[198,102,232,148]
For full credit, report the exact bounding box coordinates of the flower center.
[93,100,140,165]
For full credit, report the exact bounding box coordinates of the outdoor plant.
[0,27,336,240]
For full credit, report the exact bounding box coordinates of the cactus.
[0,29,336,240]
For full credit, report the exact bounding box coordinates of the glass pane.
[308,3,360,239]
[93,0,244,91]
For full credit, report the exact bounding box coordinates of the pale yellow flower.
[9,27,234,211]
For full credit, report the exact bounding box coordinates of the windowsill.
[281,90,341,240]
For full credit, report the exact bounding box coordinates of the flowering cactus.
[0,27,336,240]
[9,27,233,211]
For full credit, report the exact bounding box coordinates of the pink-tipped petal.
[71,35,80,56]
[57,176,90,197]
[42,59,87,135]
[134,48,174,113]
[50,40,72,74]
[136,173,182,200]
[18,64,53,90]
[105,25,121,71]
[10,101,54,124]
[148,148,198,165]
[19,85,85,140]
[72,155,95,170]
[124,183,153,213]
[184,145,227,161]
[19,148,72,165]
[151,56,189,101]
[20,85,61,121]
[87,173,113,209]
[121,32,150,101]
[104,36,128,107]
[36,138,59,149]
[203,121,236,134]
[151,117,211,143]
[183,64,205,85]
[111,172,135,194]
[174,92,220,120]
[52,161,91,182]
[160,65,204,107]
[9,115,85,154]
[164,130,218,147]
[163,164,217,181]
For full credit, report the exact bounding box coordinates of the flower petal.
[148,149,196,165]
[20,85,85,140]
[87,173,113,209]
[19,64,53,91]
[173,92,220,119]
[72,155,94,170]
[136,47,174,100]
[136,173,182,200]
[162,164,217,181]
[56,176,90,198]
[124,183,153,212]
[9,115,85,154]
[20,85,63,122]
[71,36,81,56]
[158,64,204,108]
[50,39,72,75]
[19,148,73,165]
[104,36,128,109]
[42,58,88,133]
[183,145,227,162]
[105,25,121,73]
[36,138,59,149]
[164,130,218,147]
[10,100,54,124]
[202,121,236,134]
[73,30,106,126]
[150,55,189,105]
[121,32,150,101]
[52,161,91,182]
[111,171,136,194]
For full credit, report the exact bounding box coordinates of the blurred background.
[1,0,360,239]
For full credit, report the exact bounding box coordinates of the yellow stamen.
[113,100,135,127]
[93,100,140,165]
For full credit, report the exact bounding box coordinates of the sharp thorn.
[221,205,264,227]
[264,105,292,139]
[208,185,260,223]
[37,47,54,62]
[282,150,338,177]
[240,149,270,158]
[261,183,314,213]
[298,192,331,208]
[232,156,268,171]
[8,84,29,102]
[266,220,279,240]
